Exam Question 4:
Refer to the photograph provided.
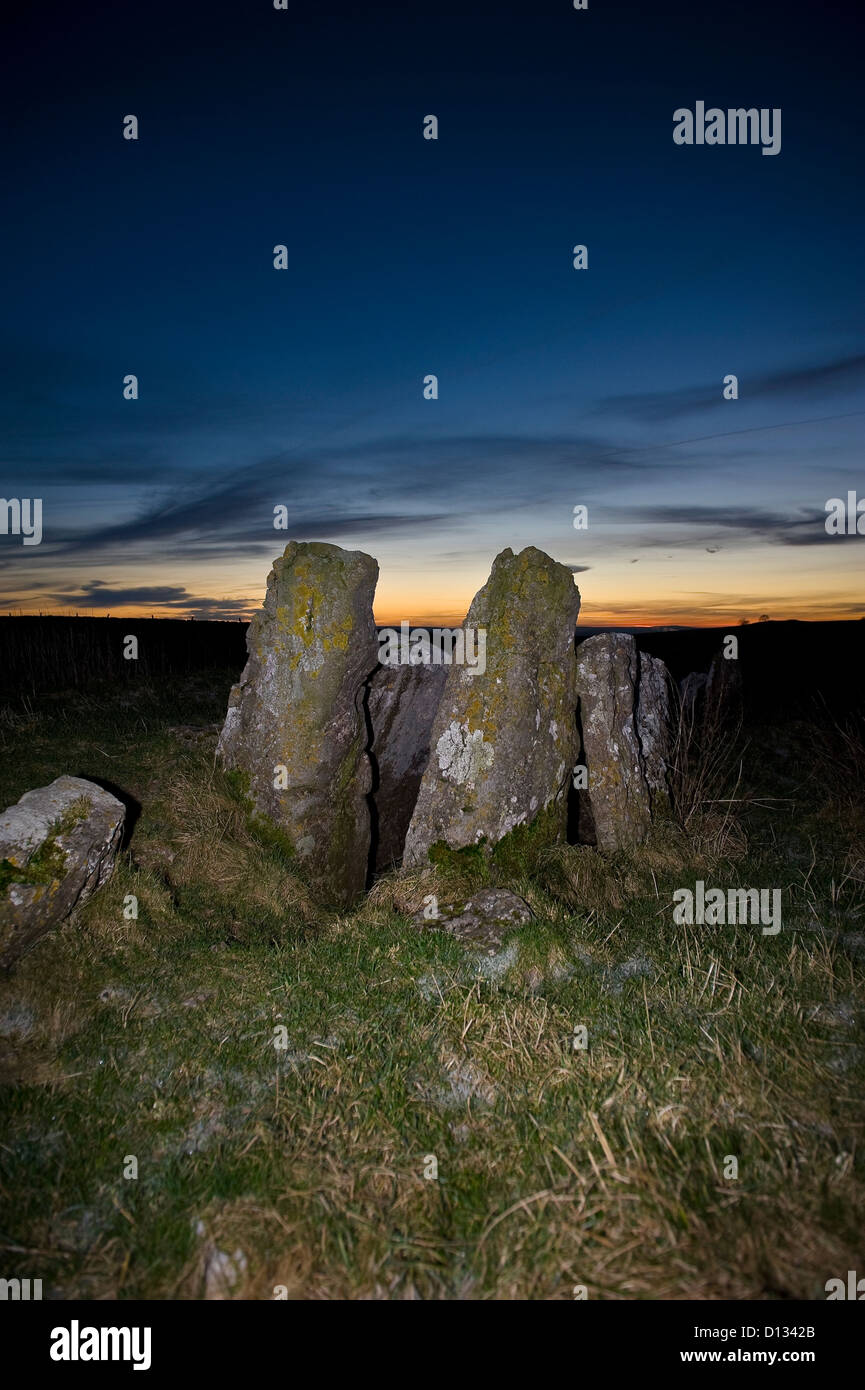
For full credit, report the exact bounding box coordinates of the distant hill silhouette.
[0,616,862,719]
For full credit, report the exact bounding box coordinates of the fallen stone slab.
[217,541,378,907]
[0,776,125,970]
[403,547,580,865]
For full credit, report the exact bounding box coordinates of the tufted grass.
[0,678,863,1299]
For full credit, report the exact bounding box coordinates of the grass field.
[1,672,863,1299]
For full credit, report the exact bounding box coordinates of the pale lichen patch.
[436,721,495,787]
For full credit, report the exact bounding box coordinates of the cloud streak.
[593,353,865,424]
[47,581,251,618]
[610,503,865,548]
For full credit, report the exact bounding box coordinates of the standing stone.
[367,660,448,871]
[403,547,580,865]
[0,776,125,970]
[574,633,652,851]
[705,650,744,729]
[636,651,672,813]
[679,670,708,725]
[217,542,378,906]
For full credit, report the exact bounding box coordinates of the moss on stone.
[0,795,92,893]
[224,767,254,809]
[246,811,298,866]
[490,800,564,876]
[428,838,490,876]
[218,540,378,906]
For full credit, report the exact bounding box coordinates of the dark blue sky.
[2,0,863,623]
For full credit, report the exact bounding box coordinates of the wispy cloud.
[612,504,864,548]
[22,430,685,565]
[47,581,251,618]
[593,352,865,424]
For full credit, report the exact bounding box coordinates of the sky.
[1,0,863,626]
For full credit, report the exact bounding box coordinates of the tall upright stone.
[679,670,708,726]
[636,651,672,814]
[217,542,378,906]
[574,632,652,851]
[705,650,744,729]
[403,547,580,865]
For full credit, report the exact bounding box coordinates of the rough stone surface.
[403,547,580,865]
[636,651,672,813]
[0,776,125,970]
[217,541,378,906]
[412,887,533,950]
[705,651,744,728]
[367,661,448,871]
[679,670,708,724]
[574,632,652,852]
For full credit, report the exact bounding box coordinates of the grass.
[0,675,863,1299]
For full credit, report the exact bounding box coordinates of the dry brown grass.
[2,687,864,1301]
[668,681,749,837]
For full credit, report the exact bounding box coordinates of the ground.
[0,674,863,1299]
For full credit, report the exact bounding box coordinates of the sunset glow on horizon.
[1,2,862,628]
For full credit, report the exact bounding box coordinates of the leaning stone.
[367,660,448,871]
[412,887,533,950]
[403,547,580,865]
[0,776,125,970]
[574,632,652,851]
[636,651,673,813]
[217,541,378,907]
